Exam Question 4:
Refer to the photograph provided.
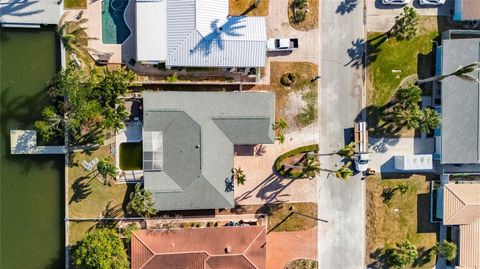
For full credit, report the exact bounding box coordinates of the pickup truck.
[267,38,299,52]
[353,122,369,172]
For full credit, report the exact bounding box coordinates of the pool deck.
[0,0,63,27]
[64,0,135,64]
[10,130,66,154]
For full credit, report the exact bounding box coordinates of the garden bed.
[274,144,319,177]
[288,0,319,31]
[65,0,87,9]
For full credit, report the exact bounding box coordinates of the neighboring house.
[434,35,480,174]
[438,183,480,268]
[453,0,480,21]
[135,0,267,68]
[142,91,275,211]
[0,0,62,27]
[131,226,266,269]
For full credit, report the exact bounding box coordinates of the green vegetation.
[433,240,457,261]
[127,183,156,218]
[274,144,319,177]
[379,85,441,133]
[73,228,129,269]
[119,142,143,170]
[417,62,480,84]
[285,259,318,269]
[64,0,87,9]
[274,118,288,143]
[288,0,318,31]
[120,223,140,244]
[387,7,419,41]
[296,88,318,127]
[233,167,247,185]
[335,161,353,180]
[97,158,117,186]
[384,241,419,269]
[366,175,438,268]
[57,15,90,56]
[266,202,318,232]
[368,17,438,107]
[337,142,355,159]
[35,63,134,145]
[281,73,297,86]
[68,146,133,218]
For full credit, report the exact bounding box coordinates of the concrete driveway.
[318,0,366,268]
[367,0,455,32]
[234,127,318,205]
[368,137,435,173]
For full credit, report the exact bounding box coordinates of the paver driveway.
[267,228,317,269]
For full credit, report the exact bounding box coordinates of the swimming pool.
[102,0,131,44]
[119,142,143,170]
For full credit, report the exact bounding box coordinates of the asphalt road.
[318,0,366,268]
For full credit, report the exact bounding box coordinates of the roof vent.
[225,246,231,253]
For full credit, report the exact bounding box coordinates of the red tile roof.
[131,226,266,269]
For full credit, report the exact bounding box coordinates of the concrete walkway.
[234,126,318,205]
[366,0,454,32]
[368,137,434,173]
[267,228,317,269]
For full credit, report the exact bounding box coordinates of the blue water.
[102,0,131,44]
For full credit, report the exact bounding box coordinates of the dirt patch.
[229,0,269,16]
[288,0,319,31]
[248,62,318,131]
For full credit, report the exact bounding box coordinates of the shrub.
[434,240,457,261]
[280,73,297,86]
[384,241,419,269]
[294,10,307,22]
[166,72,178,83]
[274,144,319,177]
[293,0,307,9]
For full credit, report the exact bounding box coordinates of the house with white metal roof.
[135,0,267,68]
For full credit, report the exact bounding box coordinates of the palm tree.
[397,183,410,195]
[416,62,480,85]
[337,142,355,159]
[392,105,423,130]
[395,85,422,108]
[234,167,247,185]
[57,15,92,56]
[387,6,418,41]
[302,157,321,179]
[277,133,286,144]
[420,108,441,133]
[97,158,117,185]
[127,183,156,219]
[274,119,288,131]
[335,162,353,180]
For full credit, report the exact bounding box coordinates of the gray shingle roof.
[143,91,275,210]
[441,38,480,164]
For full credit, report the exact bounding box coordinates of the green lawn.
[68,146,134,218]
[64,0,87,9]
[368,17,439,107]
[366,175,438,268]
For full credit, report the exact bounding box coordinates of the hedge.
[274,144,319,177]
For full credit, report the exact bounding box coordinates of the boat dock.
[10,130,66,154]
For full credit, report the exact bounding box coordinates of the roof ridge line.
[133,232,156,269]
[201,172,235,207]
[445,184,468,224]
[241,227,265,269]
[167,30,201,66]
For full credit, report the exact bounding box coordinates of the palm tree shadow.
[192,17,246,55]
[69,176,93,204]
[0,0,44,17]
[336,0,358,15]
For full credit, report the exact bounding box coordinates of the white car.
[419,0,445,5]
[382,0,411,5]
[354,154,369,172]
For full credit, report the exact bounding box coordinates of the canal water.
[0,27,64,268]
